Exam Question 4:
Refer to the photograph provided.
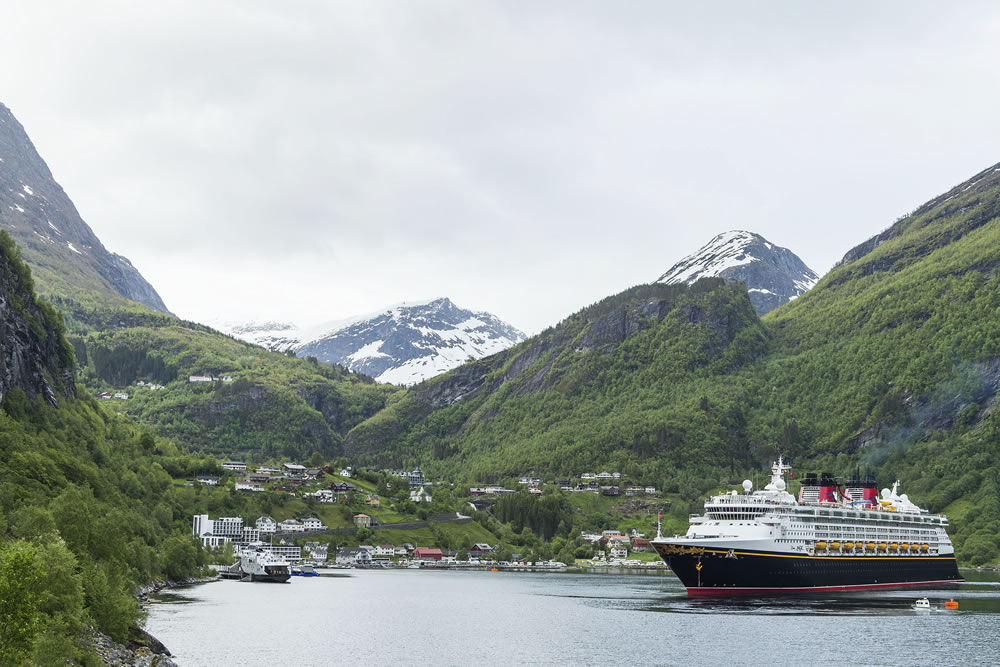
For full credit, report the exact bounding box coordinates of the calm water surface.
[147,569,1000,666]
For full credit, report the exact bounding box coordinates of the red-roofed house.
[353,513,371,528]
[412,547,443,561]
[631,537,650,552]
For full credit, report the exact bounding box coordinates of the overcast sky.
[3,1,999,334]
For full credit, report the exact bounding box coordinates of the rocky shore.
[87,575,219,665]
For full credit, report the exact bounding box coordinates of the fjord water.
[147,570,1000,666]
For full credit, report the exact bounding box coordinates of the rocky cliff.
[0,102,171,314]
[0,231,75,405]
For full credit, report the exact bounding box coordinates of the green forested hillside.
[346,279,768,479]
[71,325,399,461]
[0,232,209,663]
[345,161,1000,566]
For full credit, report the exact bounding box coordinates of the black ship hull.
[247,572,291,583]
[653,543,962,595]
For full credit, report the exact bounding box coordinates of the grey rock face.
[0,241,75,405]
[0,102,171,314]
[656,230,819,316]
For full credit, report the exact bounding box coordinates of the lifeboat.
[865,542,876,552]
[920,544,929,552]
[844,542,855,551]
[877,543,887,552]
[945,599,959,609]
[889,543,899,552]
[830,542,841,551]
[900,543,910,552]
[815,541,828,551]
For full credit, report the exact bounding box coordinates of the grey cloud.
[2,1,1000,333]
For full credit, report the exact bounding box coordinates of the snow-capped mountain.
[656,230,819,315]
[218,298,526,386]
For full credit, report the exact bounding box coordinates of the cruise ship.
[651,458,962,595]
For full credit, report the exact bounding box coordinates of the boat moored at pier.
[651,458,962,595]
[239,542,292,583]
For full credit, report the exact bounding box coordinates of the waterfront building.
[412,547,443,561]
[336,547,372,566]
[192,515,259,547]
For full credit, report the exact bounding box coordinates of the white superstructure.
[664,458,954,557]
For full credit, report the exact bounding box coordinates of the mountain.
[222,298,527,386]
[0,102,170,314]
[344,160,1000,566]
[656,230,819,315]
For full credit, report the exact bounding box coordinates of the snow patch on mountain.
[216,298,526,386]
[656,230,819,316]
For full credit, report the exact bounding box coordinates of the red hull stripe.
[686,578,965,596]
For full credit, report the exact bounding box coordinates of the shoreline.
[87,575,222,666]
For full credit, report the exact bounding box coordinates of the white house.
[610,545,629,559]
[374,544,395,557]
[256,516,277,533]
[304,542,329,563]
[279,519,306,533]
[189,375,213,383]
[394,546,409,557]
[410,486,432,503]
[222,461,247,471]
[303,516,326,531]
[113,392,129,400]
[257,466,281,475]
[339,467,352,478]
[235,481,264,492]
[336,548,372,566]
[195,475,219,486]
[307,489,335,504]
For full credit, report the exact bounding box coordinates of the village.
[189,459,669,572]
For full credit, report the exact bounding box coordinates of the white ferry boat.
[652,458,962,595]
[239,542,291,583]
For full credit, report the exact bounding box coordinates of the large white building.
[192,515,259,547]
